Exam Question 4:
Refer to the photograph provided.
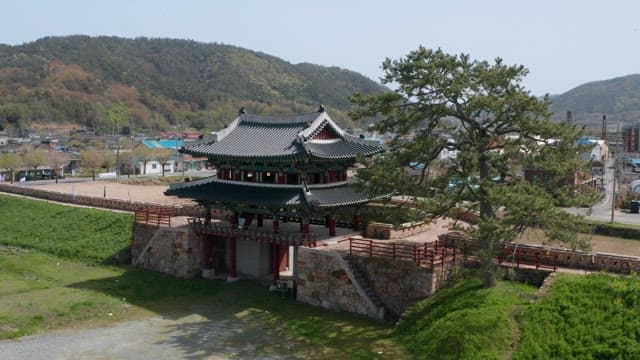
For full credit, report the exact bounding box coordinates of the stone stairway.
[342,254,389,321]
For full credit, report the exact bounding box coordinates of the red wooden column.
[301,217,310,234]
[329,216,337,237]
[273,215,280,233]
[203,235,213,269]
[272,243,280,284]
[353,209,361,231]
[228,236,237,279]
[204,205,212,224]
[257,213,264,227]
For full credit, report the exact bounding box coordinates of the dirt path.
[0,311,307,360]
[29,181,195,206]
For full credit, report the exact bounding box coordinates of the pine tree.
[350,47,590,286]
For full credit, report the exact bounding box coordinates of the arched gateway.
[165,107,385,284]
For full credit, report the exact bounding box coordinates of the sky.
[2,0,640,96]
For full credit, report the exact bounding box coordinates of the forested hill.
[551,74,640,126]
[0,36,387,135]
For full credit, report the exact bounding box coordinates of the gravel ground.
[0,311,307,360]
[30,181,195,206]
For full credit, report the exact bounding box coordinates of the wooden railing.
[349,237,558,272]
[187,217,317,247]
[349,238,458,268]
[134,206,176,227]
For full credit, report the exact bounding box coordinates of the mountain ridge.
[0,35,386,135]
[551,73,640,126]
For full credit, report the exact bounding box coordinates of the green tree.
[23,149,47,179]
[350,48,589,286]
[153,149,174,177]
[133,145,152,175]
[81,149,103,181]
[0,152,21,183]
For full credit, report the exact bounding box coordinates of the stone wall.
[296,248,382,319]
[349,256,436,317]
[366,221,431,240]
[0,183,202,216]
[132,223,203,278]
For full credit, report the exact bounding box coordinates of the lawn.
[0,194,132,262]
[395,277,538,360]
[514,273,640,359]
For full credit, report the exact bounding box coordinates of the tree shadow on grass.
[68,267,400,359]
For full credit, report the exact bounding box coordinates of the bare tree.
[0,152,21,183]
[133,145,152,175]
[154,149,174,177]
[23,149,47,180]
[81,149,103,181]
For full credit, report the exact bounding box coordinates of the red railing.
[187,217,317,247]
[134,206,176,227]
[349,238,460,268]
[349,237,558,272]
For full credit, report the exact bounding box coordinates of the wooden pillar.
[257,213,264,227]
[272,243,279,284]
[273,215,279,233]
[324,214,330,228]
[301,217,310,234]
[329,216,337,237]
[228,236,237,279]
[353,209,361,231]
[203,235,213,269]
[204,205,212,224]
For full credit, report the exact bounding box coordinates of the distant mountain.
[0,36,387,135]
[551,74,640,126]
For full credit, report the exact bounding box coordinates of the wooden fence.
[134,206,176,227]
[349,237,558,272]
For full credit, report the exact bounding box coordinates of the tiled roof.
[182,111,384,160]
[165,177,384,208]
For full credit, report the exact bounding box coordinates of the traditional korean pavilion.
[166,106,384,282]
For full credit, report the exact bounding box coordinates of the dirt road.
[0,311,306,360]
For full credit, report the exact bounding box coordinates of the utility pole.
[116,119,121,181]
[611,122,620,223]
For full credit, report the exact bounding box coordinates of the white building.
[136,160,175,175]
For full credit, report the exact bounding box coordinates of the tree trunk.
[92,168,96,181]
[478,154,496,287]
[10,169,14,184]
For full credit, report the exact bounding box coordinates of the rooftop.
[182,109,384,161]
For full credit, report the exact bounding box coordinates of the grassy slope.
[514,274,640,360]
[2,194,639,359]
[395,278,538,360]
[0,194,405,358]
[0,194,132,262]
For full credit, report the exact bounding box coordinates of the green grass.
[2,194,639,358]
[514,273,640,360]
[0,194,132,262]
[0,248,406,358]
[395,277,538,360]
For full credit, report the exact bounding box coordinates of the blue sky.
[3,0,640,95]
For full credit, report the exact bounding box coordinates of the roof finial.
[317,104,325,113]
[239,107,246,115]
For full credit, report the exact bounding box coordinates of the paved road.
[566,158,640,225]
[0,312,304,360]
